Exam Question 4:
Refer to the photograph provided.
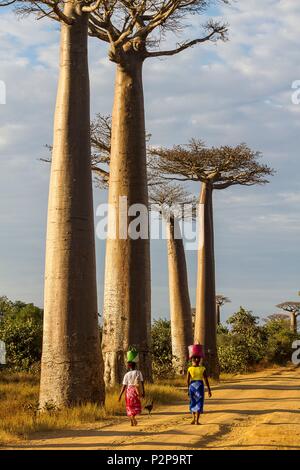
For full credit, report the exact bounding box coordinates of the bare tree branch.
[11,1,75,25]
[51,2,75,25]
[146,23,228,58]
[149,181,196,220]
[88,0,230,62]
[82,0,102,13]
[0,0,17,5]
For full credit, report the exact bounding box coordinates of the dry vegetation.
[0,371,186,445]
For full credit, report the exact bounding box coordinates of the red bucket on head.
[188,344,204,359]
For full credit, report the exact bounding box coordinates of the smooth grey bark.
[40,5,105,408]
[166,217,193,374]
[102,57,152,386]
[194,182,220,379]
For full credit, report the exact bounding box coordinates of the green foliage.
[227,306,260,335]
[262,316,299,364]
[226,307,265,364]
[218,343,249,373]
[217,323,229,335]
[0,296,43,322]
[217,306,300,373]
[151,319,174,378]
[0,297,43,371]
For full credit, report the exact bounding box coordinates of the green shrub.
[0,317,43,371]
[263,317,299,364]
[217,307,300,373]
[218,343,249,373]
[217,307,266,373]
[151,319,175,378]
[226,307,265,364]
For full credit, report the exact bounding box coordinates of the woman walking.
[119,349,145,426]
[187,346,212,425]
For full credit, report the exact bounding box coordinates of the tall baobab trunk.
[102,56,152,386]
[40,6,105,408]
[216,303,221,325]
[166,217,193,375]
[290,313,298,333]
[194,182,219,379]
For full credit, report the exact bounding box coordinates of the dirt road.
[6,367,300,450]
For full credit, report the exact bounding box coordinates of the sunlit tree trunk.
[40,5,105,408]
[194,182,219,379]
[166,217,193,374]
[290,313,298,333]
[102,56,152,386]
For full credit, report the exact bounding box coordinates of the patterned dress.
[123,370,143,417]
[125,386,142,417]
[188,366,206,413]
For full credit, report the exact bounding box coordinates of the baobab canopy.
[88,0,229,61]
[149,140,274,188]
[276,302,300,314]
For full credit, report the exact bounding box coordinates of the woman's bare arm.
[187,371,191,395]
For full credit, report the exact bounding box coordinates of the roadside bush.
[151,319,175,378]
[217,307,300,373]
[263,317,299,364]
[0,316,43,371]
[218,342,249,373]
[218,307,265,373]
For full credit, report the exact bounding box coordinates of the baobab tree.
[88,0,228,385]
[88,115,193,376]
[276,302,300,333]
[82,114,195,376]
[216,294,231,325]
[1,0,106,407]
[150,140,274,378]
[149,183,195,374]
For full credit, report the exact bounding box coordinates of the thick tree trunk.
[194,182,220,379]
[102,57,152,386]
[166,217,193,375]
[39,6,105,408]
[290,313,298,333]
[216,304,221,325]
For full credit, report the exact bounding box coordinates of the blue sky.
[0,0,300,324]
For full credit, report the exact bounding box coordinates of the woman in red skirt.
[119,360,145,426]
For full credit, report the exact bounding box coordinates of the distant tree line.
[1,296,299,375]
[151,308,300,377]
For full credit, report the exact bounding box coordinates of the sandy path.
[5,367,300,450]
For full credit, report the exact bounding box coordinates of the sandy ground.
[4,367,300,450]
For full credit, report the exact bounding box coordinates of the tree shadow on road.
[216,384,299,391]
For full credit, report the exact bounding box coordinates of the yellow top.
[188,366,205,381]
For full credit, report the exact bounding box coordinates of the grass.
[0,370,186,446]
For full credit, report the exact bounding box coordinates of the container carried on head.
[127,348,139,363]
[188,344,204,359]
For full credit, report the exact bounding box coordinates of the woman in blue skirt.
[187,356,212,424]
